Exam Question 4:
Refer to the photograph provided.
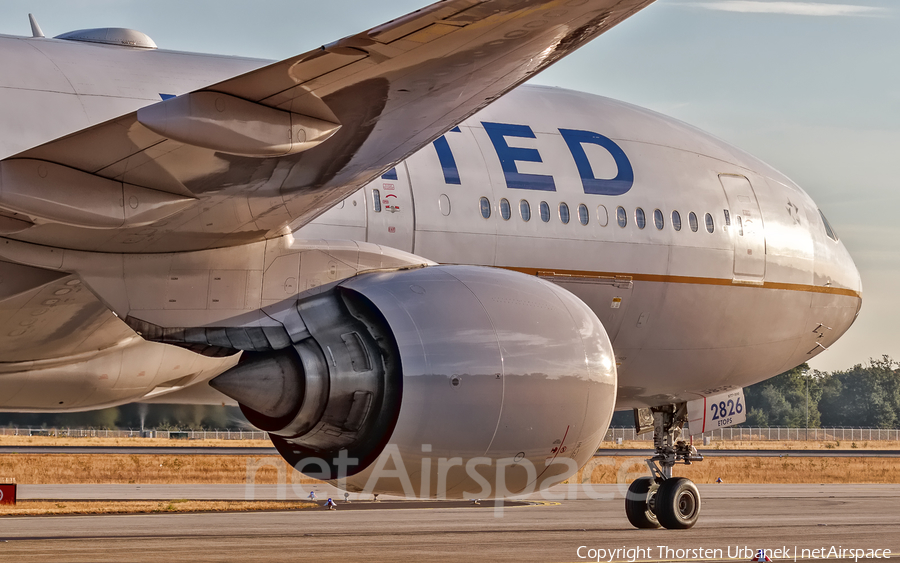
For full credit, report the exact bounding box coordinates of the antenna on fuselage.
[29,14,45,38]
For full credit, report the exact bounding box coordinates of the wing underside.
[0,0,654,254]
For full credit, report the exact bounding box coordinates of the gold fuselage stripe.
[496,266,862,299]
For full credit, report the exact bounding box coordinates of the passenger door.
[365,164,415,253]
[719,174,766,283]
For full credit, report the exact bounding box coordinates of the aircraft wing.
[2,0,654,253]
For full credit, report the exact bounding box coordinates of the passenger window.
[480,197,491,219]
[723,209,731,227]
[672,210,682,232]
[597,205,609,227]
[654,209,664,230]
[559,202,570,224]
[373,189,382,213]
[689,212,699,232]
[705,213,715,233]
[616,206,627,228]
[578,204,589,226]
[635,207,646,230]
[520,200,531,222]
[500,198,511,221]
[737,216,744,236]
[540,201,550,222]
[818,209,839,241]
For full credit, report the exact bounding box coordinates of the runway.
[2,485,898,562]
[4,445,899,457]
[0,446,278,455]
[595,449,900,457]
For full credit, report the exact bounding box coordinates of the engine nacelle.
[210,265,616,498]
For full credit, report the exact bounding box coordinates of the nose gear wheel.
[624,403,704,530]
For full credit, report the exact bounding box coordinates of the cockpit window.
[818,209,838,241]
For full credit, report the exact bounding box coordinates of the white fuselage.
[0,35,861,411]
[301,86,862,408]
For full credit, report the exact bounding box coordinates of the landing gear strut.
[625,403,703,529]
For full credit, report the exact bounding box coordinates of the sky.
[0,0,895,372]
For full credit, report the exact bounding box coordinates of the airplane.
[0,0,860,530]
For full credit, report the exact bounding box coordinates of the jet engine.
[209,265,616,498]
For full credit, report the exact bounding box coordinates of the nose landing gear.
[625,403,703,530]
[624,476,660,528]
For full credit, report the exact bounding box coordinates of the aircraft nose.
[816,235,863,341]
[843,239,863,307]
[834,235,863,298]
[845,245,863,334]
[814,210,862,299]
[851,246,862,293]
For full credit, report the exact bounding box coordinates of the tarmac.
[2,484,898,562]
[4,446,899,457]
[0,446,279,455]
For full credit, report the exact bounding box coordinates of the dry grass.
[3,454,895,516]
[2,434,899,488]
[604,439,900,450]
[577,456,900,484]
[0,435,271,448]
[1,453,898,487]
[0,499,316,516]
[0,455,322,485]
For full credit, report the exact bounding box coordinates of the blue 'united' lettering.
[482,121,556,192]
[432,122,635,196]
[559,128,634,196]
[433,126,462,185]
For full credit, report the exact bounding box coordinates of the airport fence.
[3,426,899,442]
[0,427,268,440]
[604,426,900,442]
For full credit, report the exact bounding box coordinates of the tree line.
[0,403,246,431]
[606,356,900,429]
[4,356,900,430]
[743,356,900,429]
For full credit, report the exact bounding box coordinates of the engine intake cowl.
[210,265,617,497]
[211,281,401,475]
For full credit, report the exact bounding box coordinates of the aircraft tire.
[624,476,661,529]
[656,477,701,529]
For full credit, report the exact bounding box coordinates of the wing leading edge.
[2,0,655,253]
